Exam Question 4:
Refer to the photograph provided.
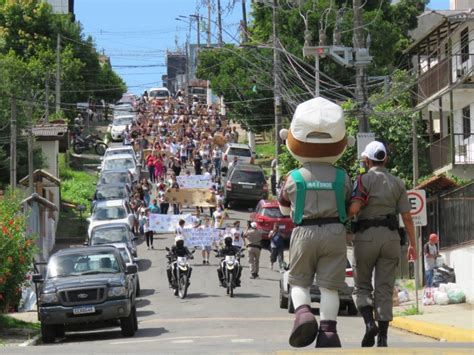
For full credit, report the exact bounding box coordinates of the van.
[148,87,170,100]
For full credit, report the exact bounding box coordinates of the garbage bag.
[433,290,449,305]
[447,289,466,304]
[398,289,410,304]
[432,265,456,287]
[422,288,435,306]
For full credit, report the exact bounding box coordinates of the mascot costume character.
[278,97,353,348]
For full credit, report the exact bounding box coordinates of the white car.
[222,143,253,173]
[103,147,138,165]
[148,87,170,100]
[108,115,135,141]
[100,153,141,182]
[87,199,135,238]
[109,243,140,297]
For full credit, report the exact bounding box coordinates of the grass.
[255,142,275,159]
[394,305,423,317]
[0,314,39,331]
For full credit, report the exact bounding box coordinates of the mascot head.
[280,97,353,164]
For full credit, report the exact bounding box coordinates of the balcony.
[417,58,449,104]
[429,133,474,171]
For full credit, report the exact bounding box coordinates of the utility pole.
[241,0,248,44]
[207,0,212,47]
[27,99,35,194]
[273,0,282,163]
[45,72,50,119]
[353,0,369,132]
[10,98,17,188]
[55,32,61,113]
[217,0,223,47]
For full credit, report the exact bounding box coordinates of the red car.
[250,200,294,241]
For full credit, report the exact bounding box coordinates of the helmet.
[429,233,439,243]
[224,235,233,247]
[175,235,184,248]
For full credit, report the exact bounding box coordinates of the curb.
[391,317,474,342]
[18,334,40,347]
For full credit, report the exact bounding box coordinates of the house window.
[462,106,471,139]
[460,27,469,63]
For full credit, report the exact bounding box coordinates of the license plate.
[73,306,95,315]
[242,185,253,189]
[279,224,285,229]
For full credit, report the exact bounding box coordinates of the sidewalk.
[392,302,474,342]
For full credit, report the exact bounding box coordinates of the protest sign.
[164,188,216,207]
[177,175,213,189]
[182,228,223,248]
[149,213,193,233]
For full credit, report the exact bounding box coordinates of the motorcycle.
[215,248,245,298]
[72,134,107,156]
[166,247,195,299]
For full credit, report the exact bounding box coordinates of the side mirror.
[126,264,138,274]
[32,273,44,283]
[86,217,91,223]
[97,166,102,171]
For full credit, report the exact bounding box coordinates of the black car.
[33,246,138,343]
[92,184,131,211]
[223,163,269,207]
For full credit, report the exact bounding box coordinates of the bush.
[0,189,36,313]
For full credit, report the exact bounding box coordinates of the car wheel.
[120,306,136,337]
[279,282,288,309]
[132,306,138,331]
[55,325,65,338]
[287,287,295,314]
[40,323,56,344]
[347,302,358,316]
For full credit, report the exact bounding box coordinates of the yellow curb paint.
[391,317,474,342]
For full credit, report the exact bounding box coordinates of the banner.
[149,213,193,233]
[176,175,213,189]
[164,188,216,207]
[182,228,224,248]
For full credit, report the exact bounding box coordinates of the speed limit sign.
[406,189,427,226]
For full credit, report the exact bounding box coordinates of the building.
[406,1,474,302]
[43,0,74,15]
[166,52,187,94]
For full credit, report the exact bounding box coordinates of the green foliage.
[59,154,96,212]
[255,142,275,158]
[394,305,423,316]
[278,145,300,177]
[0,314,39,330]
[0,189,37,313]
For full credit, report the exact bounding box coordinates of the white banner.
[176,174,213,189]
[149,214,193,233]
[182,227,224,248]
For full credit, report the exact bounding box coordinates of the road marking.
[171,339,194,344]
[110,334,233,345]
[231,338,254,343]
[140,316,291,324]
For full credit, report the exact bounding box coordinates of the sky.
[74,0,450,96]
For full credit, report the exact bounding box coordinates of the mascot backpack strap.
[334,168,347,223]
[290,170,306,225]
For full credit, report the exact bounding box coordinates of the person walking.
[244,222,263,279]
[146,153,156,183]
[348,140,417,348]
[424,233,440,288]
[268,223,285,271]
[143,209,154,250]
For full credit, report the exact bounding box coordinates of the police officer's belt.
[297,217,342,226]
[355,215,398,232]
[248,244,262,249]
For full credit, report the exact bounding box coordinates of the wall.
[38,140,59,177]
[440,243,474,303]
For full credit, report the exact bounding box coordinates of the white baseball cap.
[361,141,387,162]
[250,222,257,229]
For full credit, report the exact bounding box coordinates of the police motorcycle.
[214,246,246,298]
[165,247,195,299]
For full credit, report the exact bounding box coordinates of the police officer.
[278,97,352,348]
[348,140,417,348]
[244,222,263,279]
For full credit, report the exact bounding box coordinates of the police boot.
[377,321,389,347]
[289,305,318,348]
[315,320,341,348]
[360,306,379,347]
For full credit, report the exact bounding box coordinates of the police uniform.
[351,166,411,321]
[245,227,263,278]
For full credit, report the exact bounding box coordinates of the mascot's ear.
[280,129,289,141]
[347,136,355,147]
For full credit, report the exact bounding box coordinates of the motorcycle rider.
[166,235,194,288]
[216,235,242,287]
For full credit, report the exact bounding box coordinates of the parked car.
[108,115,135,141]
[279,258,357,316]
[148,87,170,100]
[250,199,294,242]
[221,143,253,173]
[98,169,134,188]
[223,164,268,207]
[88,199,135,238]
[93,184,131,207]
[88,223,138,257]
[100,153,141,183]
[33,246,138,343]
[103,146,138,164]
[109,243,141,297]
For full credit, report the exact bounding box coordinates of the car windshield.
[96,187,126,200]
[119,249,131,263]
[103,158,134,170]
[47,252,121,278]
[231,170,265,183]
[113,117,133,125]
[149,90,169,98]
[91,227,129,245]
[99,172,130,185]
[93,206,127,220]
[262,207,284,218]
[229,148,251,157]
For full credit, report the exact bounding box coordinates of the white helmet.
[175,235,184,243]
